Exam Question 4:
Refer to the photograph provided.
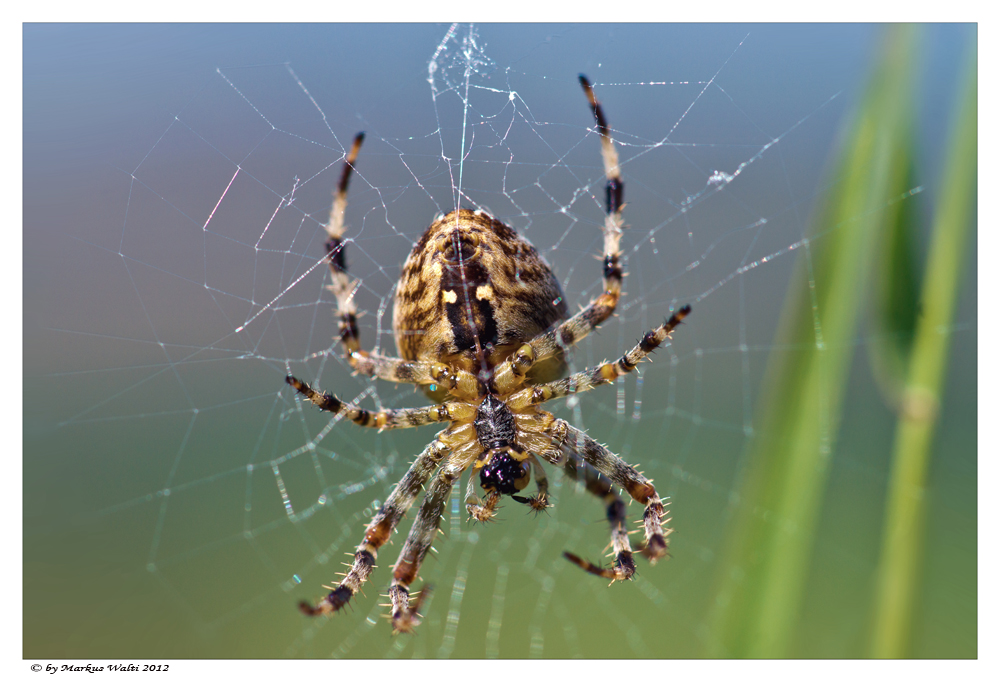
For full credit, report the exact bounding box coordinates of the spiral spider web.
[23,23,976,661]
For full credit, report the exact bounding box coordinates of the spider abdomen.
[393,209,569,383]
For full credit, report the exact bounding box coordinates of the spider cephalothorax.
[287,75,689,634]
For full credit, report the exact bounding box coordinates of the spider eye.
[479,450,531,496]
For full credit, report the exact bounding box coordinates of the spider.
[287,75,690,634]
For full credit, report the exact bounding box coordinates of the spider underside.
[287,76,690,634]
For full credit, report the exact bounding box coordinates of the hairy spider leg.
[580,74,626,297]
[494,75,625,394]
[505,305,691,411]
[556,422,671,568]
[318,132,481,400]
[542,420,672,580]
[561,452,636,582]
[350,354,480,400]
[324,132,365,357]
[285,375,475,429]
[387,462,463,633]
[298,439,449,617]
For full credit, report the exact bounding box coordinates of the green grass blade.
[868,158,923,407]
[869,37,977,659]
[706,25,919,657]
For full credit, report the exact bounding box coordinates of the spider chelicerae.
[287,75,690,634]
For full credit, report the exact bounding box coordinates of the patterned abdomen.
[393,209,569,384]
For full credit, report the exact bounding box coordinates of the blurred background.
[23,23,976,659]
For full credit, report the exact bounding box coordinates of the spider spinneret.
[287,75,690,634]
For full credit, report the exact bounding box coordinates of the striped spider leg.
[285,375,474,430]
[493,75,625,395]
[558,423,672,579]
[306,131,479,403]
[297,437,449,621]
[385,458,464,633]
[559,449,640,581]
[511,306,690,581]
[522,414,671,583]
